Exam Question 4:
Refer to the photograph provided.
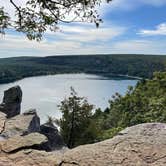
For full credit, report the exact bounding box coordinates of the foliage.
[0,54,166,84]
[56,87,99,148]
[0,7,10,34]
[51,72,166,146]
[0,0,112,40]
[97,72,166,140]
[99,127,124,140]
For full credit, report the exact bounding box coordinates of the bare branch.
[9,0,22,27]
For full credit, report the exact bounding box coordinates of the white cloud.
[0,32,165,58]
[139,23,166,36]
[0,23,126,57]
[0,0,166,57]
[110,39,166,54]
[57,24,126,42]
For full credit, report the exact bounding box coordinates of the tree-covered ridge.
[0,54,166,84]
[95,72,166,140]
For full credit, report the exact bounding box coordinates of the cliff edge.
[0,86,166,166]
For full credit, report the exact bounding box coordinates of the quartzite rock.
[0,149,62,166]
[1,123,166,165]
[0,86,22,118]
[1,109,40,138]
[62,123,166,166]
[0,133,48,153]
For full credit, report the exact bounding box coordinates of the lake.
[0,74,138,123]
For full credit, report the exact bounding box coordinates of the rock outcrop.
[0,133,47,153]
[1,109,40,138]
[1,123,166,166]
[1,86,166,166]
[62,123,166,166]
[0,86,22,118]
[0,149,62,166]
[40,123,65,151]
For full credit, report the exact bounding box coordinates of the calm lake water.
[0,74,138,123]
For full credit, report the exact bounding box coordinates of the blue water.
[0,74,138,123]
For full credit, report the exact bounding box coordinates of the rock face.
[62,123,166,166]
[0,86,22,118]
[0,86,65,166]
[0,133,48,153]
[40,123,65,151]
[1,123,166,166]
[0,149,62,166]
[0,112,6,134]
[1,109,40,138]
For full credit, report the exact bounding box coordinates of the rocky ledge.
[1,86,166,166]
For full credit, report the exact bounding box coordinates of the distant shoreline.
[0,72,142,86]
[0,54,164,84]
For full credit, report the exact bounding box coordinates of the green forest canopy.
[0,54,165,84]
[56,71,166,147]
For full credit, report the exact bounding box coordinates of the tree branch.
[9,0,22,27]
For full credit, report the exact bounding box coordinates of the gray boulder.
[0,133,48,153]
[40,123,65,151]
[63,123,166,166]
[1,109,40,138]
[0,86,22,118]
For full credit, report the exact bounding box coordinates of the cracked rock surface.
[1,123,166,166]
[0,133,48,153]
[1,109,40,138]
[61,123,166,166]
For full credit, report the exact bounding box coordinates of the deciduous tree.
[0,0,112,40]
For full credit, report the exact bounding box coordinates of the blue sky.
[0,0,166,58]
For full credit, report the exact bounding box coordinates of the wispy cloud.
[1,33,166,57]
[110,39,166,54]
[139,23,166,36]
[0,0,166,57]
[57,24,126,42]
[0,23,126,57]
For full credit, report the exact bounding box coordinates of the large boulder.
[0,133,48,153]
[0,86,22,118]
[40,123,65,151]
[62,123,166,166]
[1,109,40,138]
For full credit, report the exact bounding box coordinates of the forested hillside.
[0,54,166,83]
[94,72,166,141]
[54,71,166,146]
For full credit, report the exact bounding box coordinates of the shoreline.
[0,72,142,85]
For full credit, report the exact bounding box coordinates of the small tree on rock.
[56,87,99,148]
